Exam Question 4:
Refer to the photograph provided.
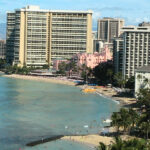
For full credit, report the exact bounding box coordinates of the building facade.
[0,40,6,59]
[97,17,124,43]
[135,66,150,95]
[122,26,150,78]
[6,6,93,67]
[73,46,112,69]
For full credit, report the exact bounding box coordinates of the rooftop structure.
[139,22,150,27]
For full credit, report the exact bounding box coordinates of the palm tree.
[138,115,150,140]
[111,137,124,150]
[96,137,150,150]
[97,142,107,150]
[114,72,127,89]
[119,108,131,132]
[123,138,148,150]
[111,112,121,133]
[128,108,139,129]
[111,108,132,133]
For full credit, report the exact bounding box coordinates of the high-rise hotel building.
[6,6,93,67]
[113,26,150,78]
[97,18,124,43]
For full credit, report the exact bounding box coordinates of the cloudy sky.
[1,0,150,29]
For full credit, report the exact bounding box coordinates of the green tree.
[128,108,139,129]
[136,88,150,139]
[125,76,135,89]
[119,108,131,132]
[57,62,67,75]
[80,64,91,82]
[111,112,121,132]
[97,142,107,150]
[93,61,113,85]
[111,137,124,150]
[107,69,113,84]
[114,72,127,89]
[111,108,136,133]
[137,88,150,112]
[97,137,150,150]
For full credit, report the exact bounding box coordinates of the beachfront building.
[0,40,6,59]
[72,46,112,69]
[97,17,124,43]
[135,65,150,95]
[121,26,150,78]
[113,26,150,78]
[6,5,93,67]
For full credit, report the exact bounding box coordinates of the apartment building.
[97,17,124,43]
[6,6,93,67]
[0,40,6,59]
[114,26,150,78]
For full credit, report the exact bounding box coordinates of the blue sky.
[1,0,150,29]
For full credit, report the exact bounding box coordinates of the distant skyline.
[1,0,150,29]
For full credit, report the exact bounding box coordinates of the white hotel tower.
[113,26,150,78]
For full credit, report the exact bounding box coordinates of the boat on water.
[82,88,96,93]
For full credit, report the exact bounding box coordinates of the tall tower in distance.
[97,17,124,43]
[6,6,93,67]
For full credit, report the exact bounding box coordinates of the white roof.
[13,5,92,14]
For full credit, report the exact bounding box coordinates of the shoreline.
[95,91,120,105]
[3,74,136,106]
[95,87,136,107]
[3,73,136,148]
[61,134,114,147]
[3,74,76,86]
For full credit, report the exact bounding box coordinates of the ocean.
[0,75,119,150]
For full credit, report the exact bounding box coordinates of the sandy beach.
[61,134,135,148]
[61,134,113,147]
[95,87,136,106]
[3,74,76,86]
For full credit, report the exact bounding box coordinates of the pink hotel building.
[53,46,112,70]
[73,46,112,69]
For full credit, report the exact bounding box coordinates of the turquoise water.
[0,76,119,150]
